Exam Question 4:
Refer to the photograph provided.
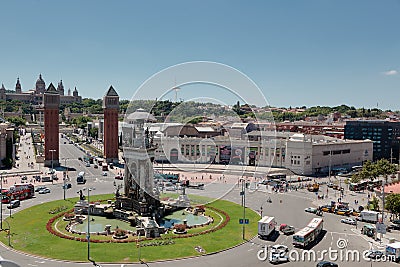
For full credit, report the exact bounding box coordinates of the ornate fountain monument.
[116,109,163,220]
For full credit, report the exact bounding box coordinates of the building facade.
[151,131,373,176]
[344,120,400,162]
[0,75,82,105]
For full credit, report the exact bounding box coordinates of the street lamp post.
[241,178,246,240]
[84,187,96,265]
[0,171,7,230]
[62,158,69,200]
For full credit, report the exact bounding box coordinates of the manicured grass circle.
[0,194,258,263]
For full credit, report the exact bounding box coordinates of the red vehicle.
[1,183,35,203]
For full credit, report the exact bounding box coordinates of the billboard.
[231,147,244,164]
[219,145,231,163]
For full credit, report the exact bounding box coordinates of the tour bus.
[1,184,35,203]
[293,218,323,248]
[76,171,86,184]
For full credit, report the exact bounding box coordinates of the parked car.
[35,186,47,192]
[365,250,384,259]
[317,261,338,267]
[114,175,123,180]
[85,162,90,167]
[102,171,108,176]
[351,210,360,216]
[271,244,289,254]
[335,209,351,216]
[39,188,51,194]
[94,164,98,169]
[388,224,400,231]
[341,218,357,225]
[327,182,334,188]
[280,224,295,235]
[320,205,333,212]
[165,185,176,191]
[7,200,20,209]
[305,207,318,214]
[62,183,72,189]
[269,253,289,264]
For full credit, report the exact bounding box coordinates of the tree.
[358,160,378,181]
[89,127,98,139]
[71,116,92,129]
[370,196,380,211]
[350,173,361,184]
[375,159,398,184]
[385,194,400,219]
[6,116,26,127]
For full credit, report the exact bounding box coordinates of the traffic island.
[0,194,258,263]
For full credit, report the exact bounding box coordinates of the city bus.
[351,166,363,172]
[76,171,86,184]
[1,183,35,203]
[349,181,368,191]
[267,173,287,181]
[293,218,323,248]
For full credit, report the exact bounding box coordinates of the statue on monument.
[78,190,85,201]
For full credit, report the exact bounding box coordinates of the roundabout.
[0,194,258,263]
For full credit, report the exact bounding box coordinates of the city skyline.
[0,1,399,109]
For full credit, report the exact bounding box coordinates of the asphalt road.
[0,134,398,267]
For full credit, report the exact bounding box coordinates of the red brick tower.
[44,83,60,167]
[103,86,119,163]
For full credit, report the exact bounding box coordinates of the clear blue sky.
[1,0,399,110]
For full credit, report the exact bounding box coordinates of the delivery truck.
[258,216,277,240]
[359,211,381,223]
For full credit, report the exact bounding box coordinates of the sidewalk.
[1,133,63,186]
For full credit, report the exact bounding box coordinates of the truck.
[359,210,381,223]
[258,216,277,240]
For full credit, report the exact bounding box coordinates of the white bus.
[77,171,86,184]
[293,218,323,248]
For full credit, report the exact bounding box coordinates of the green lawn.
[0,194,258,263]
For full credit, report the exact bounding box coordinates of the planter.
[112,234,128,240]
[173,229,187,234]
